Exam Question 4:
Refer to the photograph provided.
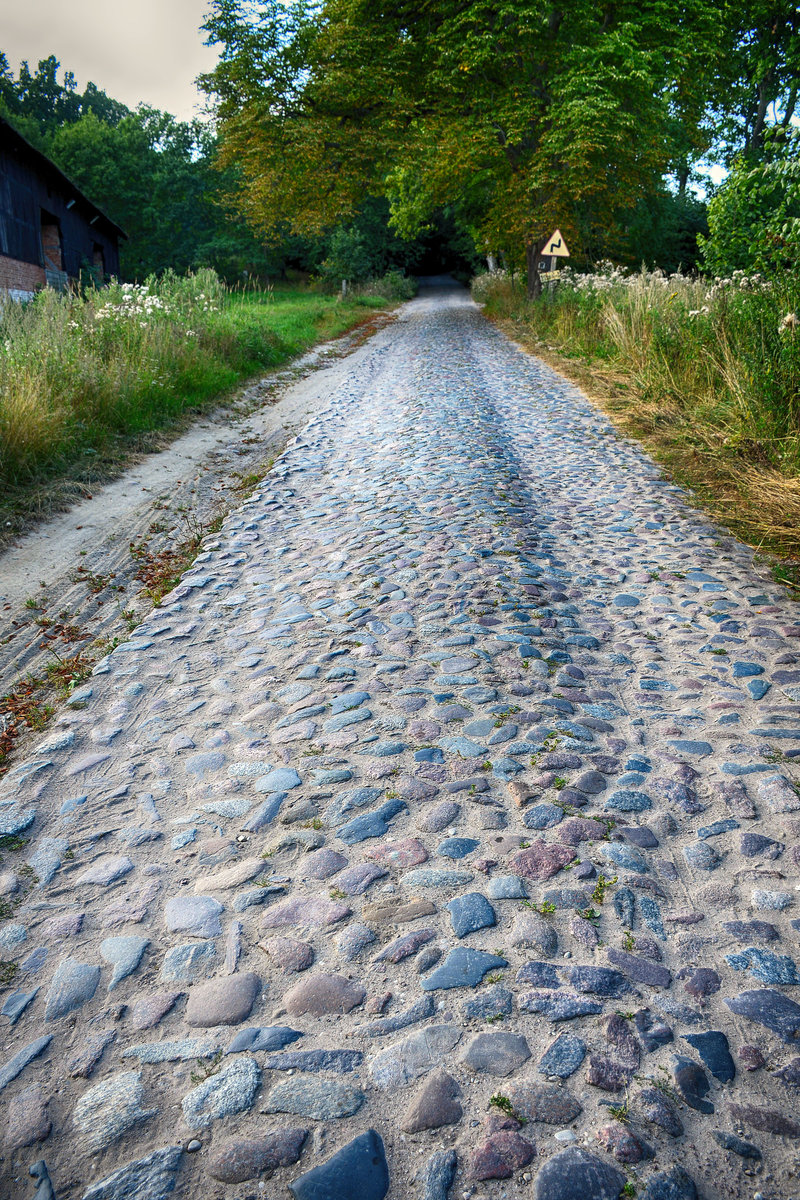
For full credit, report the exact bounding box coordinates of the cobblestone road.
[2,281,800,1200]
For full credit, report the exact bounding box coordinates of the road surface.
[0,278,798,1200]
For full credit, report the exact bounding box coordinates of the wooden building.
[0,116,124,299]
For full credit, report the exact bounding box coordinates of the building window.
[40,210,67,289]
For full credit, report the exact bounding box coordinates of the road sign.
[542,229,569,257]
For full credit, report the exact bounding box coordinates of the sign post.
[541,229,570,273]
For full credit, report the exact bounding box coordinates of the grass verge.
[474,266,800,587]
[0,269,405,539]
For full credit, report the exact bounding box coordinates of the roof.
[0,115,127,241]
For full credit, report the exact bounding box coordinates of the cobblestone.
[0,280,797,1198]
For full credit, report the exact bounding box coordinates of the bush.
[355,270,417,302]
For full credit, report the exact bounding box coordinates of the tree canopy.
[202,0,730,293]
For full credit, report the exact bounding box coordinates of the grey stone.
[461,1031,530,1075]
[538,1034,586,1078]
[44,959,100,1021]
[533,1147,625,1200]
[606,949,671,988]
[420,1149,457,1200]
[164,896,223,938]
[421,948,507,991]
[182,1055,261,1128]
[370,1025,463,1088]
[74,1070,157,1151]
[122,1038,219,1064]
[510,913,558,956]
[517,961,561,989]
[263,1049,362,1073]
[684,1030,735,1082]
[756,772,800,813]
[81,1146,183,1200]
[487,874,528,899]
[1,987,38,1025]
[567,965,629,996]
[404,868,473,888]
[336,922,376,960]
[711,1129,761,1159]
[446,893,496,938]
[160,942,216,983]
[673,1055,713,1113]
[75,855,134,886]
[263,1076,364,1119]
[636,1086,683,1136]
[683,842,720,871]
[725,988,800,1042]
[640,1166,698,1200]
[461,985,513,1021]
[506,1081,582,1124]
[100,936,149,990]
[401,1070,462,1132]
[517,991,603,1021]
[289,1129,388,1200]
[225,1026,303,1054]
[30,1160,57,1200]
[604,790,651,813]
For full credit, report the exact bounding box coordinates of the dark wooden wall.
[0,126,121,281]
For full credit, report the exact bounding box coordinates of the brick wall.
[0,254,46,298]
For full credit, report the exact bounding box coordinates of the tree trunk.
[526,241,543,300]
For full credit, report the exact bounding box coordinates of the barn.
[0,116,124,299]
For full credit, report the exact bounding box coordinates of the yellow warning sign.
[542,229,569,257]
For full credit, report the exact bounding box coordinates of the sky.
[3,0,220,121]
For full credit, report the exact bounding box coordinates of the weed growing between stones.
[489,1093,526,1124]
[591,874,618,905]
[0,961,19,987]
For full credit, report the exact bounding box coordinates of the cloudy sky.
[4,0,220,120]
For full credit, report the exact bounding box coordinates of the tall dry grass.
[473,265,800,566]
[0,269,393,493]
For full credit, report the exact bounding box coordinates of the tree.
[710,1,800,165]
[202,0,725,296]
[699,127,800,275]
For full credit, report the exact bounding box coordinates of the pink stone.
[596,1124,653,1163]
[129,990,182,1030]
[42,912,84,939]
[207,1128,308,1183]
[282,972,365,1017]
[260,936,314,972]
[5,1084,51,1150]
[185,972,260,1026]
[469,1131,536,1180]
[261,897,351,929]
[509,841,575,880]
[366,838,428,868]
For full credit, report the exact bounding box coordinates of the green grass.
[0,269,402,523]
[474,266,800,578]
